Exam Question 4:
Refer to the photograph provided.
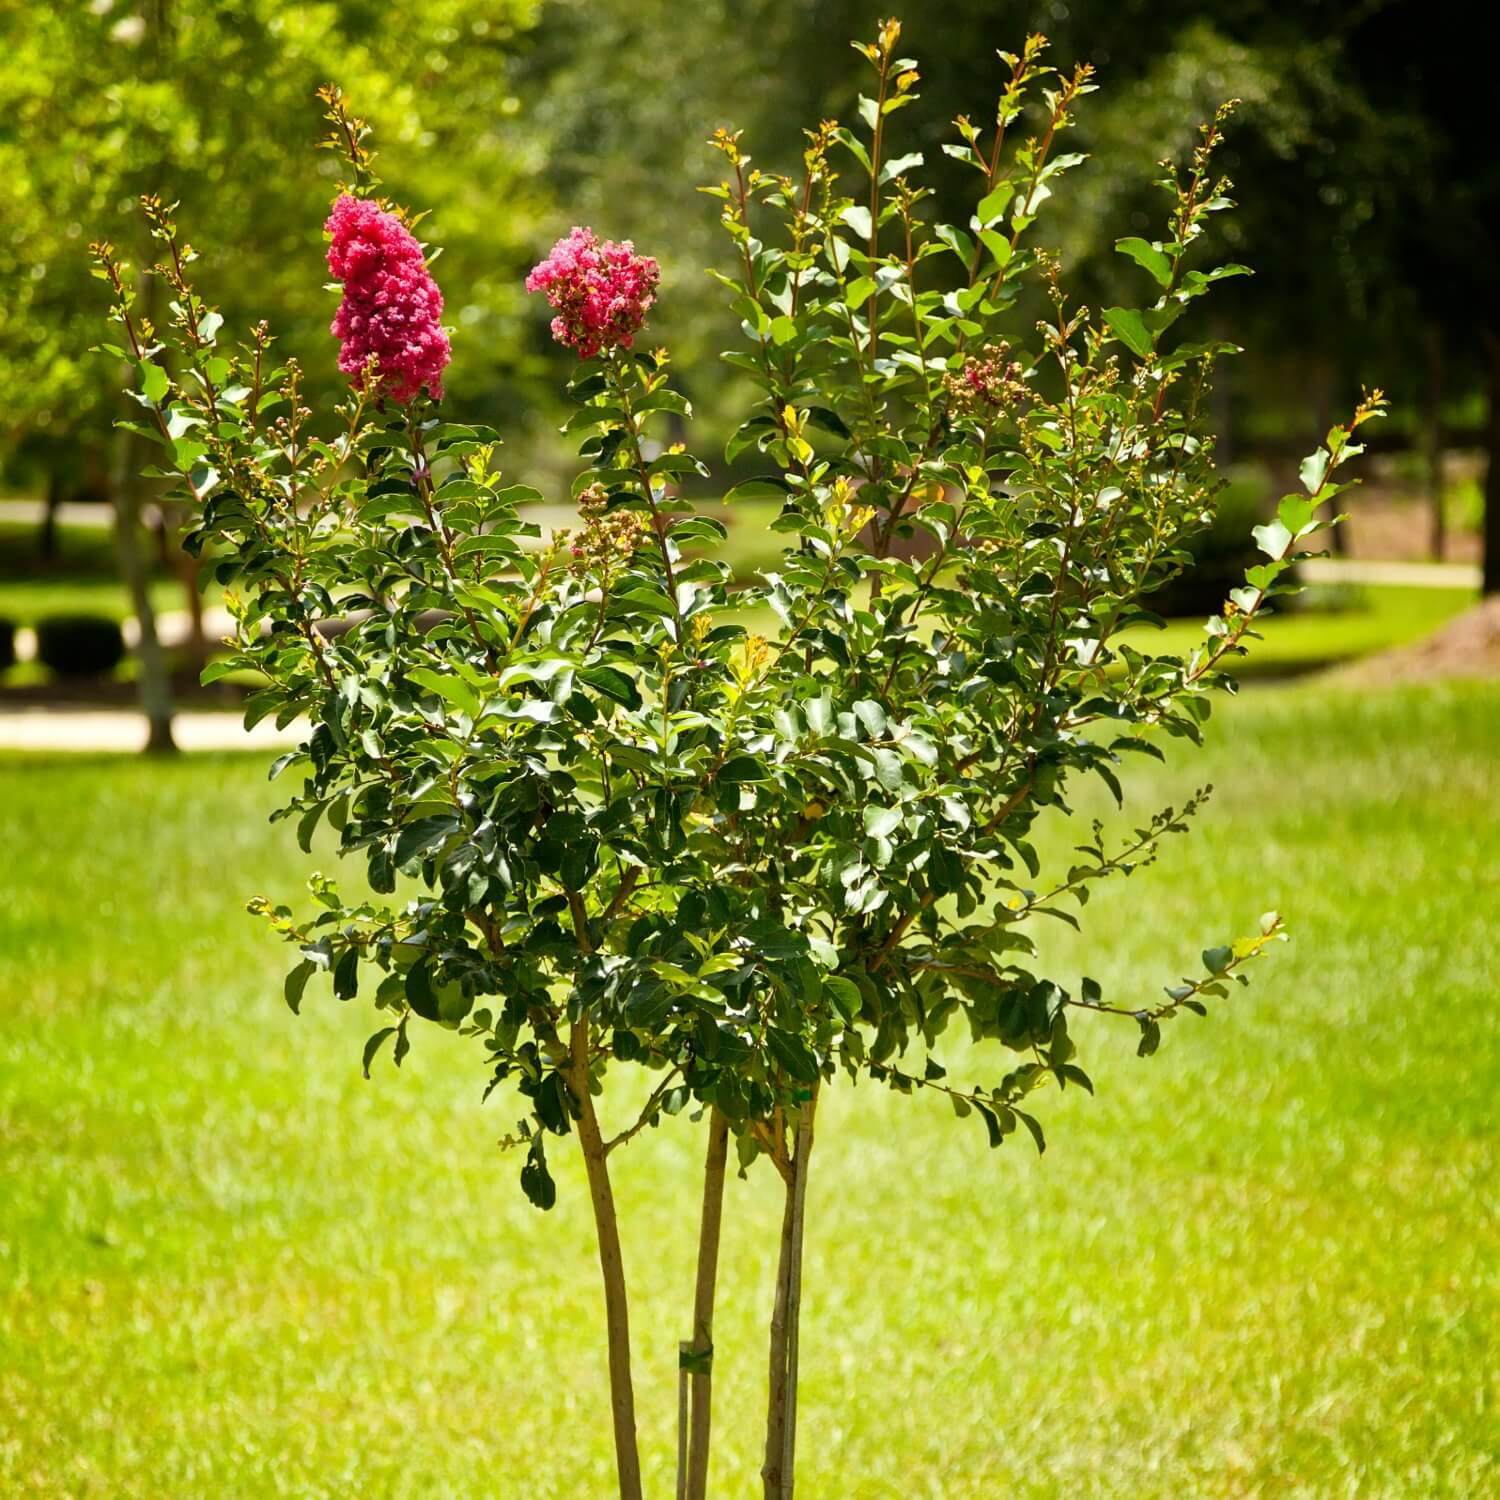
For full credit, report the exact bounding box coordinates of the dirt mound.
[1341,594,1500,683]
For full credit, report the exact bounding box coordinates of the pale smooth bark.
[683,1108,731,1500]
[570,1021,643,1500]
[761,1088,818,1500]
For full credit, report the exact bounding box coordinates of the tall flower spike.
[526,227,660,360]
[326,194,450,403]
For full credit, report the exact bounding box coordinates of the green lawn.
[0,519,199,626]
[0,505,1474,682]
[1119,583,1476,678]
[1,681,1497,1497]
[0,575,185,627]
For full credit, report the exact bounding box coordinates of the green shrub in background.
[33,614,127,679]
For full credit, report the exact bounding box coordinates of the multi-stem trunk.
[682,1108,730,1500]
[570,1020,644,1500]
[761,1088,818,1500]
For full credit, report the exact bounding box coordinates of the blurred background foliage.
[0,0,1494,579]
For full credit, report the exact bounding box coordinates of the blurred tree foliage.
[0,0,549,504]
[4,0,1493,587]
[526,0,1496,587]
[524,1,1416,441]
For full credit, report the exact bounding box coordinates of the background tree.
[526,0,1489,573]
[1,0,548,745]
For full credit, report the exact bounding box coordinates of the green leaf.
[1015,1110,1046,1154]
[804,694,834,736]
[1277,494,1320,536]
[975,182,1013,228]
[718,754,771,784]
[138,360,170,405]
[825,976,863,1024]
[853,699,888,738]
[361,1026,397,1078]
[1102,308,1153,359]
[521,1136,557,1211]
[879,150,924,184]
[1299,449,1331,495]
[1251,519,1293,560]
[724,478,790,502]
[1202,946,1233,975]
[284,959,315,1015]
[614,588,677,618]
[973,1100,1005,1148]
[406,667,481,719]
[933,223,974,264]
[1115,237,1172,288]
[766,1028,819,1082]
[978,229,1011,270]
[577,664,641,710]
[840,205,873,241]
[406,959,442,1022]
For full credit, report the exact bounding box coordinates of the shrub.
[96,31,1381,1499]
[34,614,126,677]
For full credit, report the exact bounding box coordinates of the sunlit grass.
[1,680,1496,1496]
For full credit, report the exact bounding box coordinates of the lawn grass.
[0,576,185,628]
[1,681,1497,1497]
[0,519,202,627]
[1118,583,1476,677]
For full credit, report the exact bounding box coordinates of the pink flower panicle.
[326,194,451,404]
[525,227,660,359]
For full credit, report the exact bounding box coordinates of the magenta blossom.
[526,227,660,359]
[326,194,450,403]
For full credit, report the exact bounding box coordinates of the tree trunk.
[761,1089,818,1500]
[1484,333,1500,597]
[168,503,208,661]
[39,469,62,563]
[683,1108,730,1500]
[112,427,176,755]
[1423,325,1445,562]
[570,1022,644,1500]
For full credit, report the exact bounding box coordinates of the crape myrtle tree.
[94,21,1381,1497]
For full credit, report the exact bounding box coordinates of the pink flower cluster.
[525,227,660,359]
[326,194,450,403]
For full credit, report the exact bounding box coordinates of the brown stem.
[779,1093,816,1495]
[683,1108,731,1500]
[761,1087,819,1500]
[569,1019,643,1500]
[761,1155,796,1498]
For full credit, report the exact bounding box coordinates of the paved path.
[1297,558,1479,589]
[0,708,299,754]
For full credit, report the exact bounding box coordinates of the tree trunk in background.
[112,423,176,754]
[1484,333,1500,597]
[163,503,207,661]
[39,470,62,562]
[1423,325,1445,562]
